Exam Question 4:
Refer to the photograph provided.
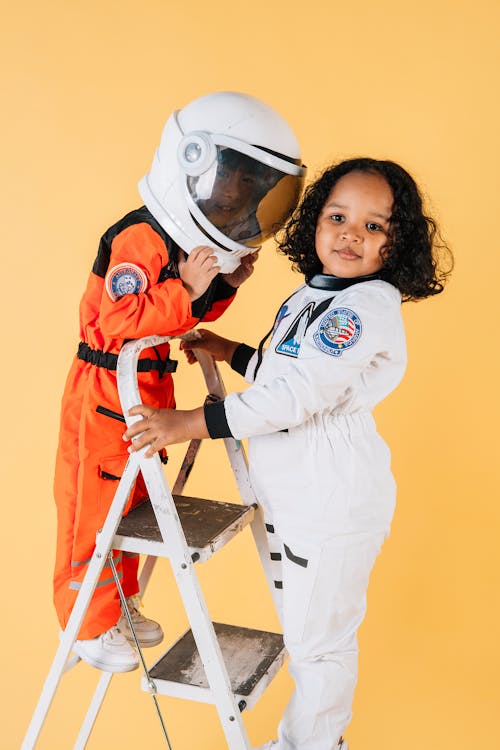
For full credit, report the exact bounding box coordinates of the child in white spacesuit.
[123,157,452,750]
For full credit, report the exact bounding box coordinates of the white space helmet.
[139,91,306,273]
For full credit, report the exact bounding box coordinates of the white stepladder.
[22,335,285,750]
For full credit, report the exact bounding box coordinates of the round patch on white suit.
[105,263,148,301]
[313,307,361,357]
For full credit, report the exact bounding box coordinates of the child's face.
[315,171,393,277]
[202,164,257,230]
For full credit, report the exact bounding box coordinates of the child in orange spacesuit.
[53,90,306,672]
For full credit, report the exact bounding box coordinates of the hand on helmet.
[178,246,220,301]
[223,251,259,288]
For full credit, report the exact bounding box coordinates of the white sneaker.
[73,625,139,672]
[117,595,164,647]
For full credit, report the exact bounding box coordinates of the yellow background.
[2,1,499,748]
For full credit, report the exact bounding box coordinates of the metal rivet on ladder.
[229,716,235,722]
[181,563,187,569]
[146,680,157,695]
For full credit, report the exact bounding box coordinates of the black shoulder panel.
[91,206,179,279]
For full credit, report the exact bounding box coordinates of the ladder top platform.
[114,496,255,561]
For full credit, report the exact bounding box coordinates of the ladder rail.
[21,455,141,750]
[73,672,113,750]
[139,435,205,594]
[67,344,238,750]
[118,337,252,749]
[21,337,168,749]
[22,334,281,750]
[194,349,281,619]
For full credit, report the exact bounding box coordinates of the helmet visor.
[187,146,304,248]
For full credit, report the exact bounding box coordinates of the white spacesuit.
[205,274,407,750]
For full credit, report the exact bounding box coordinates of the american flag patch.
[313,307,361,357]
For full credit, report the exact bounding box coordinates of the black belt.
[77,342,178,376]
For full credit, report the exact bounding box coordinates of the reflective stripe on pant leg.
[265,519,284,624]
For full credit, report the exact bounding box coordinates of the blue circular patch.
[105,263,148,301]
[313,307,362,357]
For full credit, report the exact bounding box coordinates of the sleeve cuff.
[215,276,238,301]
[204,400,233,439]
[230,343,256,376]
[190,291,209,319]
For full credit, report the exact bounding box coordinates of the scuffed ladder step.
[114,496,255,561]
[142,623,286,710]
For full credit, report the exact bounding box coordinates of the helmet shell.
[139,91,305,272]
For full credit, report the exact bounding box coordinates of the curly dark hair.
[277,157,453,301]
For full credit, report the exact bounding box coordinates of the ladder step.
[114,497,255,561]
[142,623,286,710]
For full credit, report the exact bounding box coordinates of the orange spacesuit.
[53,206,236,639]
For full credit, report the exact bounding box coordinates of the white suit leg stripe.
[284,543,309,568]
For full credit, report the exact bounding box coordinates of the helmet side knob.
[177,132,217,176]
